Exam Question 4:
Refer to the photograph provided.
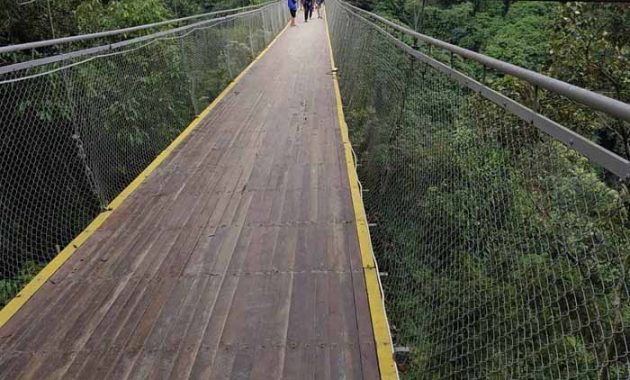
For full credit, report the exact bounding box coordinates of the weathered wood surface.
[0,16,379,380]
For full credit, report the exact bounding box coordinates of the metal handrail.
[332,0,630,179]
[0,2,279,75]
[0,1,275,55]
[340,0,630,124]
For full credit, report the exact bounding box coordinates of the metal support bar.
[338,0,630,123]
[335,0,630,179]
[0,1,275,54]
[0,3,278,76]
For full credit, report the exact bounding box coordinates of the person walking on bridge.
[288,0,297,26]
[304,0,313,22]
[315,0,324,19]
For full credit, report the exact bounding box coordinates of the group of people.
[288,0,323,26]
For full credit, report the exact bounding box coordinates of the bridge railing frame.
[333,0,630,180]
[0,1,290,311]
[0,1,281,76]
[0,1,277,55]
[327,1,630,378]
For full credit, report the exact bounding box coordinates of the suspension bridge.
[0,1,629,379]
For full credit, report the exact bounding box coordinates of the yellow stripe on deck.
[0,22,291,329]
[324,8,399,380]
[1,13,390,380]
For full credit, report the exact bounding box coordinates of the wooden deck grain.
[0,15,380,380]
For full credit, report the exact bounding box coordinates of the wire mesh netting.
[0,2,289,306]
[328,1,629,379]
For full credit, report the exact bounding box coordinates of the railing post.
[248,17,255,58]
[261,11,267,44]
[388,41,415,145]
[60,70,107,210]
[179,37,199,115]
[224,30,234,80]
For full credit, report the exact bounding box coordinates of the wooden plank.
[0,14,382,380]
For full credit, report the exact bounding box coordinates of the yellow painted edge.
[0,21,291,329]
[324,9,399,380]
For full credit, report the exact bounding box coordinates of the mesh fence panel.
[0,2,289,306]
[328,1,629,379]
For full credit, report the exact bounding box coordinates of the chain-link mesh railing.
[0,2,288,306]
[328,1,629,379]
[0,2,281,62]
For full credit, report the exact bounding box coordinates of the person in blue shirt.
[288,0,297,26]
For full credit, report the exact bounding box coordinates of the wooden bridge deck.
[0,16,382,379]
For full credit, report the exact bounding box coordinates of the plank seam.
[323,8,399,380]
[0,21,291,329]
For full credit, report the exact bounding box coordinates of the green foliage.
[421,2,481,48]
[0,261,43,307]
[549,3,629,98]
[163,0,204,17]
[76,0,173,33]
[547,2,630,160]
[0,0,256,58]
[0,0,83,44]
[484,4,553,71]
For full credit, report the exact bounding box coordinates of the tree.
[548,2,630,160]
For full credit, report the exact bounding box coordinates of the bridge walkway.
[0,16,382,379]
